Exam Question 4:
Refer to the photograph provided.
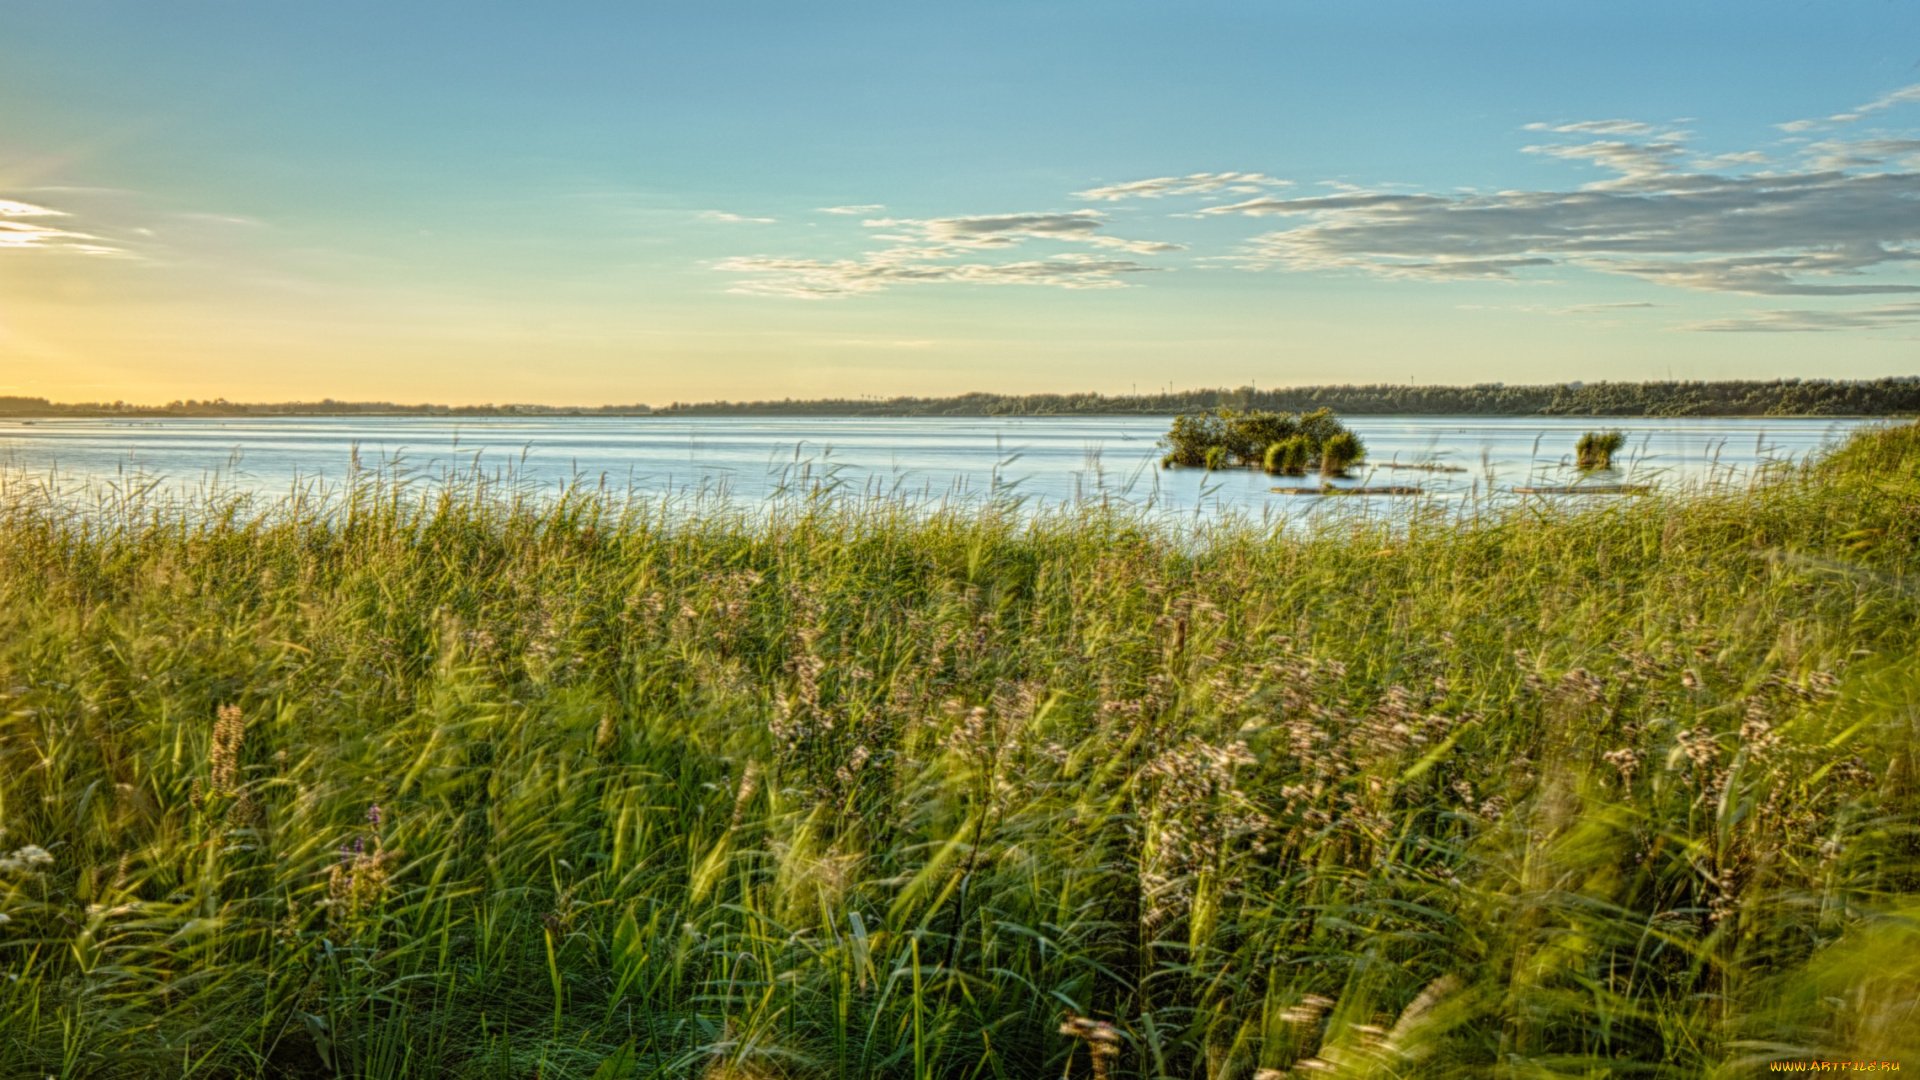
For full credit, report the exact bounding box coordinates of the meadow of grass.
[2,424,1919,1079]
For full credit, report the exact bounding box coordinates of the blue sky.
[3,1,1918,404]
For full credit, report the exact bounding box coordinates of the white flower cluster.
[0,844,54,873]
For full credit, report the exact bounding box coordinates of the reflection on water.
[0,414,1880,519]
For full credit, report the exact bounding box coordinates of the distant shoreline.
[0,400,655,419]
[3,377,1917,419]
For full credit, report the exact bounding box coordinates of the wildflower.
[1707,867,1742,925]
[1559,668,1605,704]
[1603,747,1642,788]
[836,744,874,786]
[326,835,394,926]
[277,901,303,944]
[1677,727,1719,768]
[544,884,579,935]
[210,704,246,790]
[1387,975,1460,1044]
[1279,994,1334,1026]
[729,761,762,828]
[0,845,53,873]
[1739,714,1782,759]
[943,701,992,758]
[1059,1015,1122,1080]
[366,803,383,826]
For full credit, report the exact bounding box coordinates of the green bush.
[1204,445,1228,470]
[1264,435,1311,475]
[1225,410,1299,462]
[1296,406,1346,448]
[1162,406,1354,469]
[1319,430,1365,476]
[1160,410,1229,466]
[1576,429,1628,469]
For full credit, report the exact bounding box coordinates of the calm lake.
[0,414,1882,518]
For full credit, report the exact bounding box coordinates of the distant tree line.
[658,378,1920,417]
[5,378,1915,419]
[0,397,652,418]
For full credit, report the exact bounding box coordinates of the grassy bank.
[2,424,1918,1078]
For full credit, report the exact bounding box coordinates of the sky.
[2,0,1919,406]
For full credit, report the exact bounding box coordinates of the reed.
[1262,437,1310,477]
[0,423,1916,1078]
[1316,432,1365,477]
[1576,428,1627,470]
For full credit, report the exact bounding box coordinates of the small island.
[1159,406,1369,477]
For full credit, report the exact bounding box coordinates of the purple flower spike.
[367,803,383,825]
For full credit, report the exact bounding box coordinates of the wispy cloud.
[1777,81,1920,132]
[0,199,67,218]
[719,208,1179,297]
[1197,120,1920,297]
[0,195,121,255]
[1456,301,1667,315]
[888,211,1184,254]
[699,210,777,224]
[1523,119,1660,136]
[1686,301,1920,332]
[1455,300,1670,326]
[719,95,1920,318]
[1800,137,1920,171]
[825,337,938,348]
[717,250,1159,298]
[1690,150,1772,170]
[1853,83,1920,115]
[1562,301,1665,313]
[1073,172,1290,202]
[1520,138,1691,187]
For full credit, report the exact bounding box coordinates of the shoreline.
[5,377,1918,420]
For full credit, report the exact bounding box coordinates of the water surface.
[0,414,1877,518]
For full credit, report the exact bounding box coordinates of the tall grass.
[1576,429,1628,471]
[1316,433,1364,478]
[1,425,1918,1078]
[1262,438,1309,477]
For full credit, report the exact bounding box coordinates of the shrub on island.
[1263,436,1312,476]
[1576,429,1627,470]
[1161,406,1363,475]
[1319,430,1366,477]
